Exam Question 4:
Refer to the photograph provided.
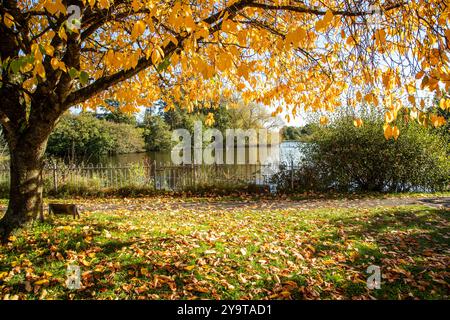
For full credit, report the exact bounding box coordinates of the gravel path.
[1,196,448,214]
[77,196,450,212]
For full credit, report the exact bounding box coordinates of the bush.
[142,114,173,151]
[273,116,450,193]
[103,121,145,154]
[47,113,145,158]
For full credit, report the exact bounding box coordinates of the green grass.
[0,199,448,300]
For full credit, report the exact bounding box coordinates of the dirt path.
[1,196,447,214]
[77,196,450,212]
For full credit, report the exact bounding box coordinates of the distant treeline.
[44,99,284,160]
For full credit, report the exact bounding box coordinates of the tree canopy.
[1,0,449,137]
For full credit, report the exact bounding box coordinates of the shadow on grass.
[1,206,448,300]
[417,197,450,209]
[0,215,198,299]
[310,207,449,299]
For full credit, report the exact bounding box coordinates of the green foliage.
[105,121,145,154]
[281,124,319,141]
[274,116,450,192]
[47,113,144,158]
[142,113,173,151]
[96,100,137,125]
[162,105,197,132]
[0,129,8,161]
[429,104,450,142]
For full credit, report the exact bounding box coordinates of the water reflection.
[94,141,304,166]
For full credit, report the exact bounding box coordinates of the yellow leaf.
[80,259,90,267]
[58,27,67,41]
[375,29,386,46]
[205,113,215,126]
[315,10,333,32]
[216,53,232,72]
[97,0,110,9]
[131,0,141,12]
[151,47,163,65]
[32,43,43,61]
[383,124,393,140]
[94,266,104,272]
[34,62,46,79]
[353,118,363,127]
[140,267,148,275]
[131,20,145,40]
[43,271,53,277]
[105,50,116,67]
[385,110,395,123]
[237,29,247,46]
[3,13,14,28]
[285,27,307,47]
[439,99,446,110]
[34,279,49,286]
[221,19,237,33]
[430,114,446,127]
[51,57,60,70]
[315,19,325,32]
[323,259,335,265]
[20,63,33,73]
[415,71,424,79]
[406,84,416,95]
[184,15,196,32]
[184,265,195,271]
[196,27,209,40]
[44,44,54,56]
[319,116,328,126]
[439,98,450,111]
[43,0,64,16]
[392,125,400,140]
[323,10,334,25]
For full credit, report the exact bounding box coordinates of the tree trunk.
[0,137,48,242]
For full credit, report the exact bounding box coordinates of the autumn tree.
[0,0,449,240]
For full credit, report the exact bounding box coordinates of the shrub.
[47,113,145,158]
[273,116,450,193]
[142,114,173,151]
[103,121,145,154]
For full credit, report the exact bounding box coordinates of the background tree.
[95,100,137,125]
[281,126,303,141]
[162,105,197,133]
[141,110,173,151]
[47,112,145,159]
[0,0,448,239]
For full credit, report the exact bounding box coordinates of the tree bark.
[0,132,49,243]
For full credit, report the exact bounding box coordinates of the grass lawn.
[0,198,448,300]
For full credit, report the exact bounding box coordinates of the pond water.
[90,141,304,166]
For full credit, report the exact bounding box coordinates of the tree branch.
[246,1,408,17]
